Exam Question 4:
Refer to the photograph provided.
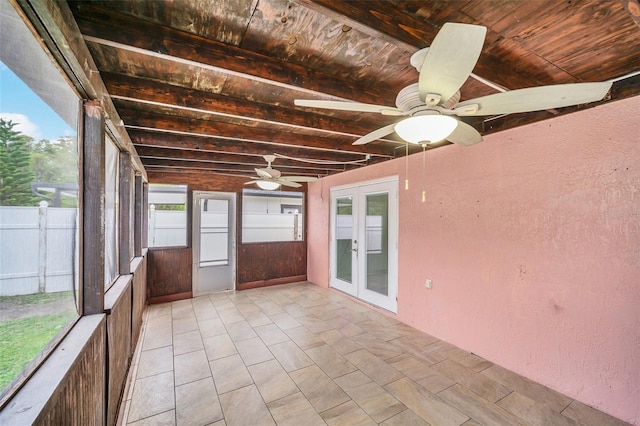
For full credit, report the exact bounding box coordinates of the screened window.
[148,184,187,247]
[104,137,119,288]
[242,189,304,243]
[0,0,80,406]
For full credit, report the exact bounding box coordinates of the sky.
[0,61,75,141]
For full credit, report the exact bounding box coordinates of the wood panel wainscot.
[147,247,192,304]
[237,241,307,290]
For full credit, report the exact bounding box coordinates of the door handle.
[352,248,358,252]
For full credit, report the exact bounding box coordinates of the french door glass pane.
[336,196,353,283]
[200,199,229,266]
[366,193,388,295]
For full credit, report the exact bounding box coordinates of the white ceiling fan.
[295,23,613,147]
[245,155,318,190]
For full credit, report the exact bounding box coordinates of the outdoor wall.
[307,96,640,424]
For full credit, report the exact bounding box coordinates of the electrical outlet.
[425,278,432,289]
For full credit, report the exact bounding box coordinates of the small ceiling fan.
[295,23,613,147]
[245,155,318,190]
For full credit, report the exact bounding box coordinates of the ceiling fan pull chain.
[405,143,409,191]
[421,143,427,203]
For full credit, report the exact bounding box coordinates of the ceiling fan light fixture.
[256,180,280,190]
[394,115,458,144]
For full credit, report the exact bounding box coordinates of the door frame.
[192,191,236,296]
[329,176,398,313]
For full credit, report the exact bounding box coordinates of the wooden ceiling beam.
[101,72,388,138]
[69,3,399,104]
[129,130,372,163]
[118,108,399,158]
[134,145,347,174]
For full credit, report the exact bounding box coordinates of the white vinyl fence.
[0,203,78,296]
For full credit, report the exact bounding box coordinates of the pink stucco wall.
[307,96,640,424]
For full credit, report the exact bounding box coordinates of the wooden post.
[82,101,105,315]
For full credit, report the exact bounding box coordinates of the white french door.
[330,177,398,312]
[192,191,236,296]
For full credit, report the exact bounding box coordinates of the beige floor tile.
[385,377,469,426]
[321,400,376,426]
[210,354,253,394]
[175,377,223,426]
[203,333,237,361]
[127,409,175,426]
[497,391,578,426]
[248,359,298,403]
[327,316,364,337]
[197,318,226,338]
[267,392,325,426]
[142,323,173,351]
[392,336,447,365]
[173,330,204,356]
[137,346,173,379]
[244,310,273,328]
[481,364,573,412]
[352,334,404,360]
[122,283,624,426]
[253,323,290,346]
[433,359,510,402]
[437,383,524,426]
[562,400,629,426]
[334,371,406,423]
[305,344,357,379]
[235,336,274,366]
[256,301,284,316]
[284,325,324,349]
[268,340,314,372]
[456,353,494,372]
[289,365,350,412]
[219,385,275,426]
[172,315,198,335]
[319,329,362,355]
[174,350,211,386]
[345,349,404,386]
[270,312,302,330]
[217,308,245,325]
[225,320,257,342]
[128,371,175,423]
[282,303,309,318]
[379,409,430,426]
[296,315,333,333]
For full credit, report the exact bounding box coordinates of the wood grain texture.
[147,247,192,299]
[104,275,133,426]
[131,254,147,352]
[237,242,307,287]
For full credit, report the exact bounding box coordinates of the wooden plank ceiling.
[67,0,640,184]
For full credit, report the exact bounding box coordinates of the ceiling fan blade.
[455,81,613,116]
[244,180,259,185]
[419,23,487,104]
[255,167,281,179]
[353,123,397,145]
[295,99,404,116]
[281,176,318,182]
[277,180,302,188]
[255,168,273,179]
[446,120,483,146]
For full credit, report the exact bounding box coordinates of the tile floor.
[118,282,628,426]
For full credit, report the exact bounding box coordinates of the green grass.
[0,290,75,305]
[0,298,77,392]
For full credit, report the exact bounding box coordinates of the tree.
[0,118,38,206]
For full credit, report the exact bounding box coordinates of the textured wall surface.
[307,96,640,424]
